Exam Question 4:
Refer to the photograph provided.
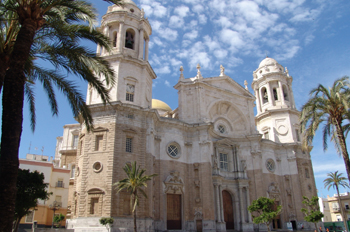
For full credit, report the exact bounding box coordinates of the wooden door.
[272,201,281,229]
[167,194,182,230]
[196,220,202,232]
[222,190,234,230]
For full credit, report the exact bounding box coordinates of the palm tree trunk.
[0,18,37,232]
[335,122,350,185]
[134,207,137,232]
[336,185,349,232]
[13,217,21,232]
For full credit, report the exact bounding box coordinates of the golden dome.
[152,99,172,112]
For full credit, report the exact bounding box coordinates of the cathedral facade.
[55,1,317,231]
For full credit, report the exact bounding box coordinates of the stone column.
[102,26,109,55]
[145,39,149,61]
[214,184,221,222]
[255,89,261,114]
[266,83,274,106]
[288,84,296,109]
[138,28,144,60]
[118,22,124,53]
[239,187,245,223]
[278,81,285,105]
[246,187,253,223]
[219,185,224,223]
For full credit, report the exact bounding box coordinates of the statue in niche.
[263,89,268,103]
[125,31,134,49]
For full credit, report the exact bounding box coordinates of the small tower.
[252,57,301,143]
[87,0,156,108]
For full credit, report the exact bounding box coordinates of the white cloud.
[290,9,320,22]
[304,34,315,45]
[198,14,207,24]
[189,52,211,70]
[174,5,190,18]
[209,0,227,14]
[213,49,228,59]
[192,5,204,13]
[183,30,198,40]
[155,66,171,74]
[170,58,182,67]
[158,28,178,41]
[169,15,184,28]
[220,29,244,51]
[153,3,167,18]
[164,80,171,87]
[141,2,167,18]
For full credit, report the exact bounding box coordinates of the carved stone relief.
[164,171,184,194]
[268,182,280,200]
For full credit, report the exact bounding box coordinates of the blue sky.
[14,0,350,197]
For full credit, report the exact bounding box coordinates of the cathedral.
[54,1,317,231]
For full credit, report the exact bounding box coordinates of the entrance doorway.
[222,190,234,230]
[167,194,182,230]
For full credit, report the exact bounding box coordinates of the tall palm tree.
[300,76,350,183]
[0,0,122,231]
[114,162,157,232]
[324,171,350,232]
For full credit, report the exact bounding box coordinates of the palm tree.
[324,171,350,232]
[114,162,157,232]
[0,0,122,230]
[300,76,350,183]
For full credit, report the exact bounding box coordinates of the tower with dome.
[54,1,317,232]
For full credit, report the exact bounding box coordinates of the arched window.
[282,85,289,101]
[112,31,117,47]
[261,87,268,104]
[273,88,278,101]
[125,29,135,49]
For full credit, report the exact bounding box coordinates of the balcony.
[333,207,340,212]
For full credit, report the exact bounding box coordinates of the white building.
[19,154,70,228]
[55,1,318,232]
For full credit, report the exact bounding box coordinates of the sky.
[11,0,350,197]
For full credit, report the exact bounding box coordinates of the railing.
[333,207,340,212]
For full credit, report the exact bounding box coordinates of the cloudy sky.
[15,0,350,197]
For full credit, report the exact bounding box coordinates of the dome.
[123,0,138,7]
[259,57,279,68]
[152,99,172,112]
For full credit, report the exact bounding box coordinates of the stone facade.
[54,1,317,231]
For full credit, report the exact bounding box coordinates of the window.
[337,215,341,221]
[90,198,99,214]
[126,84,135,102]
[167,144,179,158]
[95,135,103,151]
[345,203,349,210]
[25,211,34,223]
[112,31,117,47]
[273,88,278,100]
[283,85,289,101]
[264,131,269,139]
[55,195,62,204]
[218,125,225,134]
[295,129,300,142]
[266,159,275,173]
[305,168,310,178]
[56,180,64,188]
[71,165,76,178]
[126,137,132,153]
[93,162,103,173]
[219,153,228,171]
[72,135,79,148]
[262,88,268,104]
[125,30,134,49]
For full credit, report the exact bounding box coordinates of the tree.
[114,162,157,232]
[53,214,65,228]
[300,76,350,183]
[0,0,122,231]
[99,217,114,232]
[248,197,282,232]
[13,169,51,232]
[324,171,350,232]
[301,196,324,232]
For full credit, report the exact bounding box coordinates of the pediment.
[122,128,137,134]
[214,138,236,147]
[203,75,254,99]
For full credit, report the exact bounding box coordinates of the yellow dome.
[152,99,172,112]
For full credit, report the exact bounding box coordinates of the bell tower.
[252,57,301,143]
[87,0,156,108]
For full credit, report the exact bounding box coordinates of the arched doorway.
[222,190,234,230]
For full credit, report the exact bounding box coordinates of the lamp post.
[49,200,61,228]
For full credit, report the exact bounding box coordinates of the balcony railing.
[333,207,340,212]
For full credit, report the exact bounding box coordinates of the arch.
[125,28,135,49]
[282,85,289,101]
[207,100,248,133]
[222,190,234,230]
[87,188,105,194]
[261,87,268,104]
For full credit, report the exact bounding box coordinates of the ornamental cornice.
[255,108,300,121]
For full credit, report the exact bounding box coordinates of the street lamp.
[49,200,61,228]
